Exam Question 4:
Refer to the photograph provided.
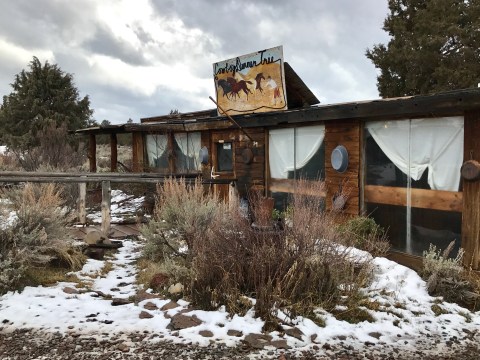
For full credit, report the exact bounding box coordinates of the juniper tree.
[366,0,480,98]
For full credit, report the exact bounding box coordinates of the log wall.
[325,120,361,215]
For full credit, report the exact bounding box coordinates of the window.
[269,125,325,180]
[364,117,464,256]
[174,132,201,173]
[146,134,169,172]
[216,142,233,172]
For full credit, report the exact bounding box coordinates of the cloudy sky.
[0,0,390,124]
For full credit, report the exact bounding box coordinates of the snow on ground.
[0,191,479,354]
[87,189,145,224]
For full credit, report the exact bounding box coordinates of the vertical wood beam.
[132,133,144,172]
[78,182,86,225]
[110,133,118,172]
[101,180,111,237]
[462,111,480,270]
[88,134,97,173]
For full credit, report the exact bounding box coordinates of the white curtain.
[174,132,201,172]
[366,116,464,191]
[269,125,325,179]
[146,134,168,167]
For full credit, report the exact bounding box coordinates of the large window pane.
[365,117,463,257]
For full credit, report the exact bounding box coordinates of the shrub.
[422,241,480,310]
[0,183,85,293]
[190,179,375,329]
[337,216,390,257]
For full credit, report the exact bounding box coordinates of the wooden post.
[78,182,86,225]
[110,133,118,172]
[101,180,111,237]
[462,111,480,270]
[132,133,144,172]
[88,134,97,172]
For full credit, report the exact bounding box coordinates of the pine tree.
[366,0,480,98]
[0,57,93,149]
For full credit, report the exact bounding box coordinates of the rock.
[168,314,202,330]
[135,290,161,303]
[285,327,304,340]
[117,343,130,352]
[270,339,289,349]
[143,302,158,311]
[62,287,79,294]
[84,229,103,245]
[139,311,154,319]
[243,333,273,349]
[149,273,170,290]
[167,282,184,294]
[160,301,180,311]
[368,332,382,339]
[227,329,243,337]
[111,298,132,306]
[199,330,214,338]
[117,282,130,287]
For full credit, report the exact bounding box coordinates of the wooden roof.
[75,88,480,135]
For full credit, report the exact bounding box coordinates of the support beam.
[462,110,480,270]
[78,182,86,224]
[110,133,118,172]
[132,133,144,172]
[101,180,111,237]
[88,134,97,172]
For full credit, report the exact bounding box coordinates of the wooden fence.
[0,171,234,237]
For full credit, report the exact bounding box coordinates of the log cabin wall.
[462,110,480,270]
[325,120,361,216]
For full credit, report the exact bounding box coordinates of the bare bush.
[190,179,375,329]
[337,215,390,257]
[0,183,85,293]
[422,241,480,310]
[12,122,85,172]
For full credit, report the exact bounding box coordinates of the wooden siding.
[325,121,360,215]
[462,110,480,269]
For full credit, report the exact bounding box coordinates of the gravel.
[1,328,480,360]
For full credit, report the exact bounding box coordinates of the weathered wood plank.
[78,183,86,224]
[132,133,144,172]
[101,180,111,237]
[462,110,480,269]
[89,134,96,172]
[110,133,118,172]
[364,185,463,212]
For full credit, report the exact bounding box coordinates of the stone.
[285,327,304,340]
[139,311,154,319]
[227,329,243,337]
[62,287,79,294]
[167,282,184,294]
[143,302,158,311]
[160,301,180,311]
[242,333,273,349]
[149,273,170,290]
[199,330,214,338]
[135,290,161,303]
[117,343,130,352]
[111,298,132,306]
[270,339,289,349]
[368,332,382,339]
[168,314,202,330]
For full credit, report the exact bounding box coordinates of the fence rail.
[0,171,236,237]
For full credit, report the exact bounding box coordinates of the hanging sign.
[213,46,287,116]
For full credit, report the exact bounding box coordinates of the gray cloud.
[0,0,390,124]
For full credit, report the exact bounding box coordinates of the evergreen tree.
[366,0,480,98]
[0,57,93,149]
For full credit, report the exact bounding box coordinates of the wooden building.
[77,85,480,271]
